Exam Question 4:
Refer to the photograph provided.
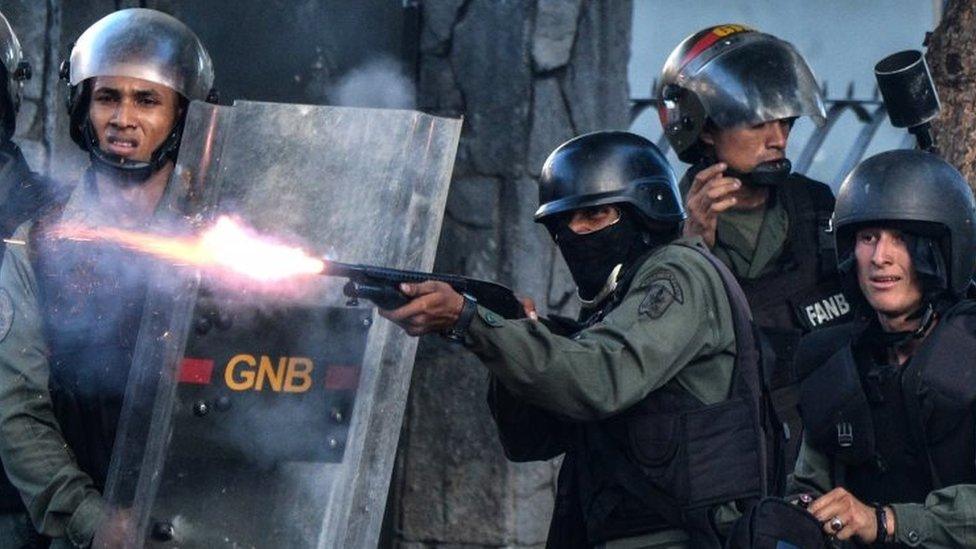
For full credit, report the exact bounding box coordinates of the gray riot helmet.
[535,131,685,230]
[62,8,216,182]
[0,11,31,142]
[834,149,976,297]
[658,24,826,164]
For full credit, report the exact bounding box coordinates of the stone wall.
[391,1,632,546]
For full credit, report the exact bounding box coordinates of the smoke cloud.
[329,56,415,110]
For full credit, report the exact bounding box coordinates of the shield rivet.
[193,401,209,416]
[152,521,175,541]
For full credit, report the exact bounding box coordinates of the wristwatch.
[444,294,478,342]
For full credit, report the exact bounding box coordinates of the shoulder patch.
[639,270,684,319]
[0,289,12,342]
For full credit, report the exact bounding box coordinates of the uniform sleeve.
[0,228,106,545]
[790,435,976,548]
[787,436,832,497]
[465,246,734,421]
[888,485,976,547]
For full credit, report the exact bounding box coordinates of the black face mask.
[552,213,646,302]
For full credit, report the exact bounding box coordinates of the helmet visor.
[685,35,826,129]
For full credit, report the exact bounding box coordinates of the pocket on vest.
[684,398,762,505]
[627,413,679,470]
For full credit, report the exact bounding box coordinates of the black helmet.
[657,24,825,163]
[534,131,685,230]
[834,149,976,296]
[61,9,216,181]
[0,11,31,142]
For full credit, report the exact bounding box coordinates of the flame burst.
[52,216,325,282]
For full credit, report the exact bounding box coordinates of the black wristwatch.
[444,294,478,342]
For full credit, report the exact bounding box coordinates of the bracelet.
[444,294,477,342]
[872,502,888,545]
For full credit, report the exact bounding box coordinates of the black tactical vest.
[735,175,850,387]
[799,301,976,500]
[29,200,149,490]
[569,242,779,547]
[682,167,851,469]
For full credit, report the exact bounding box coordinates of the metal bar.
[795,102,849,174]
[833,104,889,185]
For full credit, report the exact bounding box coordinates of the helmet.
[657,24,826,163]
[833,149,976,296]
[62,8,216,180]
[534,131,685,230]
[0,11,31,141]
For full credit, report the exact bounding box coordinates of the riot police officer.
[382,131,778,548]
[792,150,976,546]
[0,9,215,547]
[658,24,851,466]
[0,10,65,549]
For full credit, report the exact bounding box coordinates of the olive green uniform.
[468,237,739,547]
[0,180,121,547]
[678,176,789,280]
[792,440,976,547]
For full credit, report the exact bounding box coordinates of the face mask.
[553,213,644,302]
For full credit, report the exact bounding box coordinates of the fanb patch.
[0,289,12,342]
[639,270,684,319]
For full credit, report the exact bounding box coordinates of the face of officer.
[567,205,621,234]
[700,119,791,173]
[88,75,180,163]
[854,227,924,327]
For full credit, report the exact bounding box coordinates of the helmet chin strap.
[83,117,183,186]
[876,301,937,348]
[723,158,792,187]
[578,264,623,309]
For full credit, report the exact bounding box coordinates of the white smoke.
[329,56,415,110]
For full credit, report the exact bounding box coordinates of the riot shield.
[104,101,461,548]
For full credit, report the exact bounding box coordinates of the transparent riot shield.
[104,101,461,548]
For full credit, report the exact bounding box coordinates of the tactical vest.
[700,171,850,469]
[572,242,780,547]
[28,199,149,490]
[0,144,70,515]
[735,175,850,385]
[799,301,976,500]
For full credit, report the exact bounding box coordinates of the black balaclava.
[551,210,659,303]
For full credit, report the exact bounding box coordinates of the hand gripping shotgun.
[320,260,526,320]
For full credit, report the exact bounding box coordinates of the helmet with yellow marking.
[657,25,825,163]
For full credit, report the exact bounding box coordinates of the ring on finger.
[829,516,844,532]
